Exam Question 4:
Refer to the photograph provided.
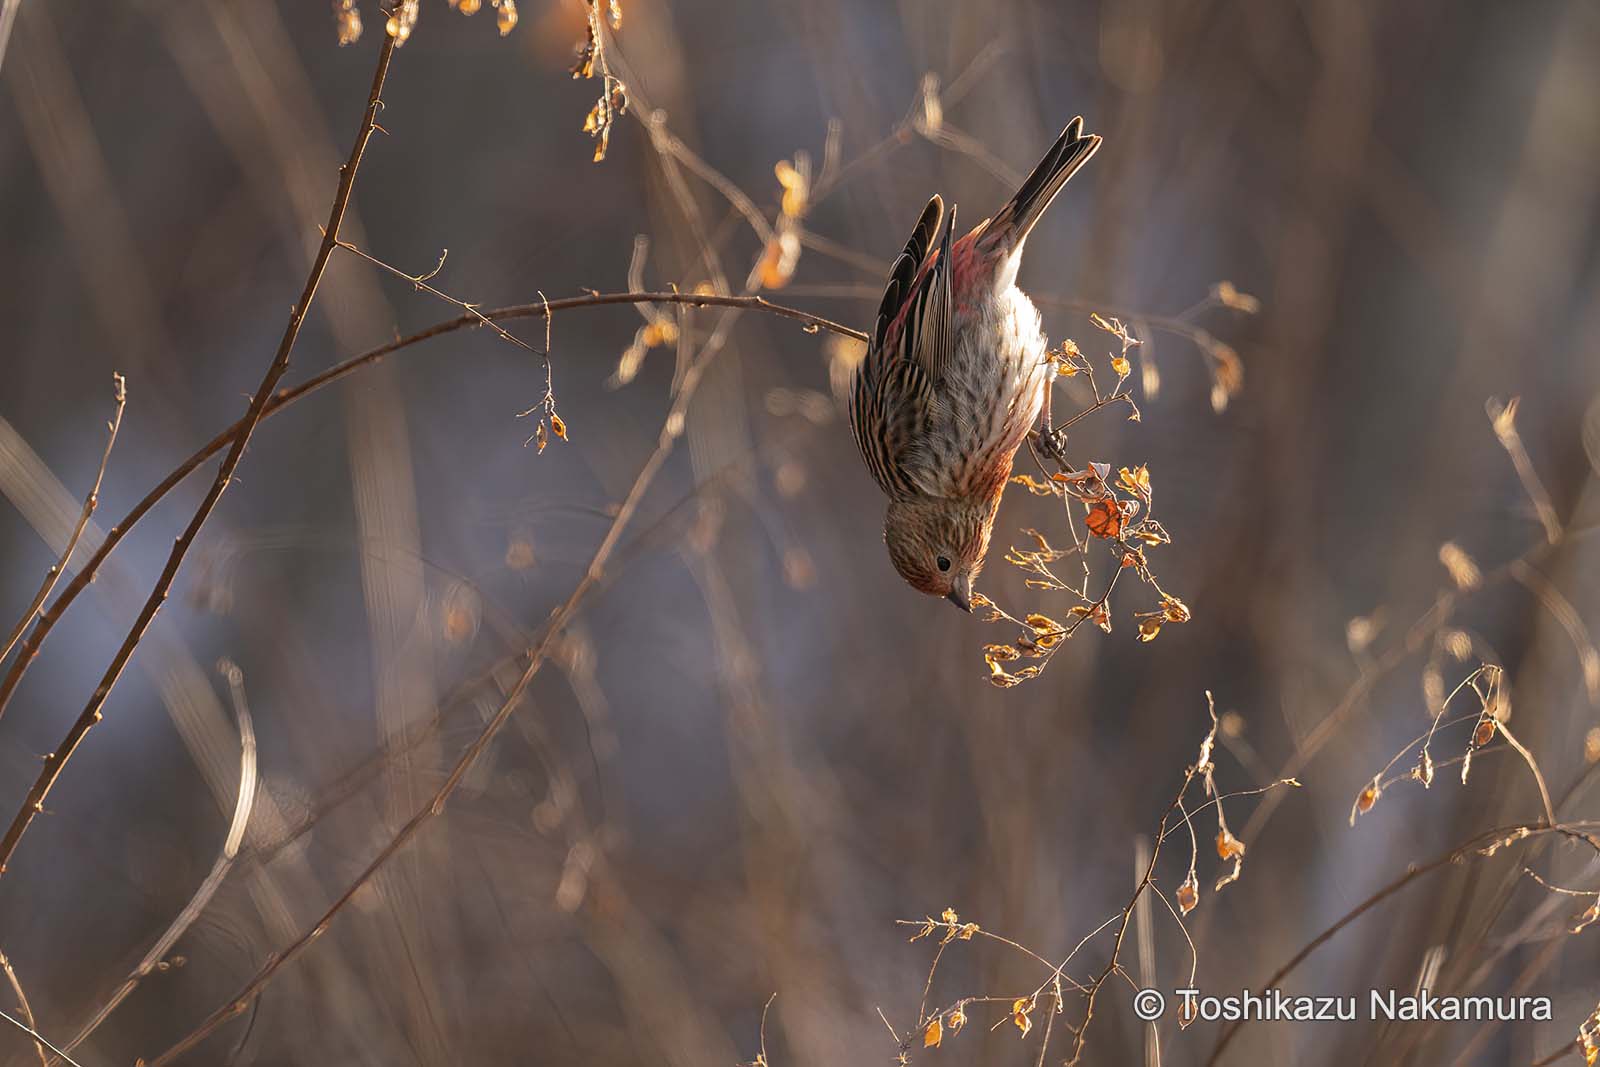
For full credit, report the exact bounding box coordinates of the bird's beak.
[946,574,974,614]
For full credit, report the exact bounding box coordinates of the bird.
[848,117,1103,612]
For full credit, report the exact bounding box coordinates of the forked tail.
[981,117,1101,252]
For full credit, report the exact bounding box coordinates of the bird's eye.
[936,555,952,572]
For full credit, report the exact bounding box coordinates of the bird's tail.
[982,117,1101,253]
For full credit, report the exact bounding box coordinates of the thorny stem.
[0,18,400,878]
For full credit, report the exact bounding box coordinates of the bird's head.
[883,495,998,612]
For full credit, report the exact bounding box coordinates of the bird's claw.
[1035,425,1070,462]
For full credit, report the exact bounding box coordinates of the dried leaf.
[1213,280,1261,313]
[1176,873,1199,915]
[1117,465,1151,499]
[494,0,517,34]
[1012,998,1033,1038]
[1085,498,1124,539]
[1473,718,1497,747]
[1349,780,1381,825]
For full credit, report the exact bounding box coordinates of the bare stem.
[0,372,125,668]
[0,21,399,878]
[1204,823,1598,1065]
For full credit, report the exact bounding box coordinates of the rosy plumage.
[848,118,1102,610]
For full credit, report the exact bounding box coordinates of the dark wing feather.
[851,195,956,498]
[979,116,1101,253]
[873,195,943,349]
[875,198,956,386]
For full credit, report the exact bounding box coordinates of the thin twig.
[1204,822,1599,1065]
[0,16,399,878]
[0,1007,81,1067]
[0,372,125,669]
[334,240,536,353]
[0,951,46,1067]
[58,659,258,1055]
[0,288,861,740]
[144,205,794,1067]
[1488,397,1563,544]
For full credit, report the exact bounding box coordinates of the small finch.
[848,118,1102,611]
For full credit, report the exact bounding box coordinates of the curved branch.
[139,247,808,1067]
[0,290,861,732]
[58,659,258,1054]
[0,24,399,877]
[1204,823,1598,1065]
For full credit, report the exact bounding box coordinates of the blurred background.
[1,0,1599,1064]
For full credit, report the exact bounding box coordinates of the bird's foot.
[1034,425,1070,463]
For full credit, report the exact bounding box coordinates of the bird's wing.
[875,195,957,386]
[850,195,957,499]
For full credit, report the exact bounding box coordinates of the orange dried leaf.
[1350,781,1381,825]
[1216,830,1246,861]
[1011,999,1033,1038]
[923,1018,943,1049]
[494,0,517,34]
[1085,498,1124,539]
[1176,874,1199,915]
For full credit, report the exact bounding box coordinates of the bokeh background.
[1,1,1599,1064]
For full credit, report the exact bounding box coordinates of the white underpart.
[918,281,1050,498]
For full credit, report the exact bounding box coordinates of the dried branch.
[0,372,124,668]
[0,17,400,878]
[0,288,862,754]
[58,659,258,1055]
[0,1006,80,1067]
[143,190,801,1066]
[1204,822,1600,1065]
[1488,397,1562,544]
[0,950,46,1067]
